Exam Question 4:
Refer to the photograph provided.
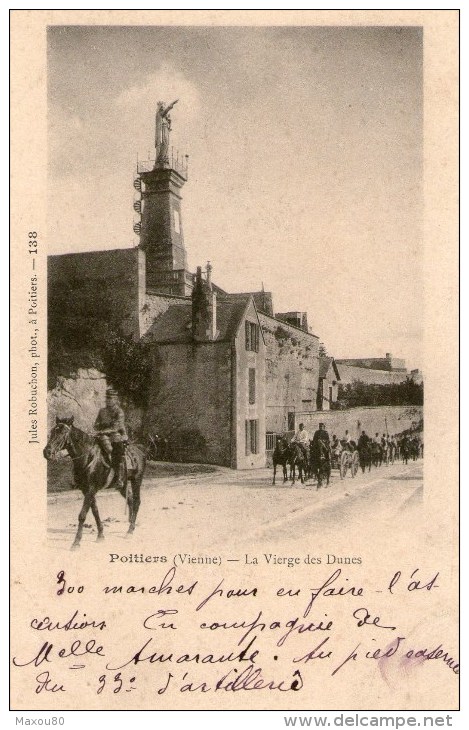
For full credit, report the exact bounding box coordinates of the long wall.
[258,313,320,433]
[291,405,423,441]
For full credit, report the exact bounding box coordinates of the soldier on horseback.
[94,388,128,489]
[312,422,330,450]
[291,423,310,463]
[310,422,331,486]
[311,422,331,462]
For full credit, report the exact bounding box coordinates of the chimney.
[211,291,218,340]
[192,265,219,341]
[206,261,212,289]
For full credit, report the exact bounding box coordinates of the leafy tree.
[337,378,423,408]
[48,319,152,408]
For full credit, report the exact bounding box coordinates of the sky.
[48,25,423,370]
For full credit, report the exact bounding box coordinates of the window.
[245,419,259,455]
[245,321,259,352]
[174,209,181,233]
[248,368,256,404]
[250,420,259,454]
[287,412,295,432]
[266,432,276,451]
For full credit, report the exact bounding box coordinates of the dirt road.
[47,458,423,554]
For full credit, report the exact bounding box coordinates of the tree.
[48,320,153,408]
[337,378,424,408]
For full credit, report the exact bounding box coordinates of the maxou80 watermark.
[16,719,65,726]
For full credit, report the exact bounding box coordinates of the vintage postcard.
[10,10,459,713]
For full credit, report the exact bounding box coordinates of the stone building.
[48,105,320,467]
[143,268,266,468]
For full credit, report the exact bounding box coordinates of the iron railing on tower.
[137,149,189,180]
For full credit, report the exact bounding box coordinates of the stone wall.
[47,367,144,438]
[258,313,320,433]
[290,405,423,441]
[47,368,107,433]
[141,292,190,336]
[337,363,411,386]
[144,341,233,466]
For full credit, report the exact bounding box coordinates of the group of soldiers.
[290,422,423,464]
[290,422,330,462]
[92,388,422,488]
[354,430,423,462]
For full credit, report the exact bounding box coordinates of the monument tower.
[137,100,193,295]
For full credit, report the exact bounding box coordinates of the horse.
[358,441,372,473]
[44,417,146,549]
[272,436,290,485]
[289,442,309,485]
[314,440,331,489]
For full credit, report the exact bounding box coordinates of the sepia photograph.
[10,10,458,714]
[45,24,424,548]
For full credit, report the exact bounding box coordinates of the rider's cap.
[106,387,119,397]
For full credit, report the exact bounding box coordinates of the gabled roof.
[231,294,267,346]
[144,298,250,344]
[319,357,341,381]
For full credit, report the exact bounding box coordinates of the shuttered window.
[250,419,259,454]
[246,419,259,455]
[245,321,259,352]
[249,368,256,404]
